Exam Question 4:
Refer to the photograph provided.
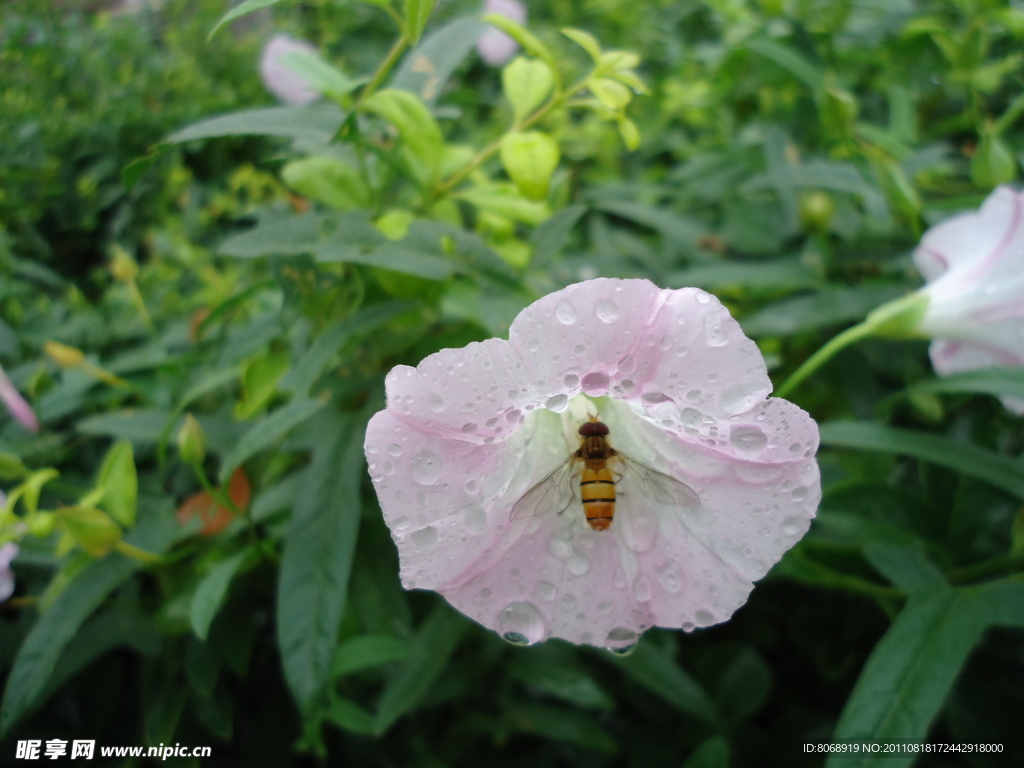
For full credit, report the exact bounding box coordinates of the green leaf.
[165,104,344,145]
[666,259,818,293]
[820,421,1024,502]
[333,634,410,677]
[483,13,556,71]
[209,0,288,40]
[325,697,378,735]
[561,27,602,62]
[281,156,370,211]
[500,131,559,201]
[862,542,946,592]
[502,57,555,123]
[96,440,137,528]
[375,603,467,732]
[511,702,618,753]
[362,89,444,182]
[277,48,365,102]
[219,211,330,258]
[77,409,173,444]
[531,204,586,267]
[277,409,365,716]
[590,77,632,110]
[682,737,730,768]
[745,37,824,97]
[741,285,908,337]
[828,576,1024,768]
[404,0,438,44]
[0,553,143,736]
[910,366,1024,401]
[971,129,1017,188]
[57,507,122,557]
[595,200,704,251]
[219,397,327,484]
[611,638,718,723]
[458,183,551,224]
[190,549,252,641]
[235,350,291,420]
[392,18,487,105]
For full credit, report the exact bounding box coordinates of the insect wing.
[615,451,700,509]
[510,455,578,522]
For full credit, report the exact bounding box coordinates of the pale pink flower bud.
[913,186,1024,413]
[0,542,18,602]
[365,279,821,650]
[259,34,321,106]
[0,364,38,433]
[476,0,527,67]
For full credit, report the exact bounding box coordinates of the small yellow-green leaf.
[405,0,439,44]
[597,50,640,73]
[484,14,556,71]
[971,130,1017,188]
[236,350,291,420]
[96,440,137,528]
[58,507,122,557]
[590,77,632,110]
[502,57,555,123]
[375,209,417,241]
[279,48,365,102]
[282,157,370,210]
[617,117,640,151]
[499,131,560,201]
[363,89,444,182]
[561,28,602,62]
[209,0,285,41]
[457,183,551,224]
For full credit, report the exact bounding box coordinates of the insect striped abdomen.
[580,464,615,531]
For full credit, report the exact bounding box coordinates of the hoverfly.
[511,416,700,531]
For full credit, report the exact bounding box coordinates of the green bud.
[27,511,56,538]
[178,413,207,466]
[58,506,122,557]
[799,191,836,232]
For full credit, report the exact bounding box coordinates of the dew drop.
[428,392,445,412]
[676,345,689,357]
[527,338,540,352]
[704,310,727,346]
[789,442,802,453]
[545,393,569,412]
[555,299,578,325]
[547,537,572,560]
[695,609,715,625]
[387,443,403,457]
[410,526,438,551]
[392,516,410,533]
[619,378,635,394]
[567,552,590,576]
[622,506,659,553]
[729,425,768,454]
[633,574,653,602]
[595,299,619,323]
[462,506,487,535]
[465,479,478,494]
[563,373,579,389]
[605,626,639,655]
[581,371,610,395]
[656,562,684,594]
[559,594,577,612]
[682,621,696,632]
[498,601,546,646]
[792,486,809,500]
[411,450,443,485]
[680,407,703,428]
[537,581,557,601]
[462,423,477,434]
[782,516,805,536]
[573,343,586,355]
[597,600,613,614]
[695,290,711,304]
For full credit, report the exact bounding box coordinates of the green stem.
[354,34,410,113]
[114,540,161,564]
[950,552,1024,584]
[775,320,876,399]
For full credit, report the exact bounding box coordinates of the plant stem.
[775,320,876,399]
[354,34,410,113]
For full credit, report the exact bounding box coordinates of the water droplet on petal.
[411,450,443,484]
[605,626,639,655]
[555,299,578,325]
[563,373,579,389]
[462,423,477,434]
[633,574,653,602]
[462,506,487,534]
[410,526,438,551]
[537,581,557,601]
[597,599,613,614]
[782,516,806,536]
[655,562,684,594]
[729,425,767,454]
[567,552,590,575]
[387,443,403,456]
[548,537,572,560]
[559,593,577,612]
[595,299,619,323]
[720,381,766,416]
[581,371,610,395]
[428,392,445,412]
[695,291,711,304]
[792,486,809,500]
[393,515,410,532]
[527,338,540,352]
[621,506,660,552]
[498,601,546,646]
[695,609,716,625]
[545,394,569,412]
[704,310,727,346]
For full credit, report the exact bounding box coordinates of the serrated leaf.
[277,410,365,716]
[190,549,252,641]
[499,131,559,200]
[820,421,1024,502]
[96,440,137,528]
[502,57,554,123]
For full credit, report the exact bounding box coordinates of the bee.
[511,416,700,531]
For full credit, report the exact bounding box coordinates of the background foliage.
[1,0,1023,766]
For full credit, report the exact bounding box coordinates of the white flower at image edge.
[913,186,1024,413]
[259,34,321,106]
[365,279,821,650]
[0,542,17,602]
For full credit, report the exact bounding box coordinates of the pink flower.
[476,0,527,67]
[0,543,17,602]
[913,186,1024,413]
[259,34,321,106]
[0,364,38,433]
[365,279,820,650]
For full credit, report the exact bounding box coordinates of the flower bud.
[26,511,55,538]
[44,341,85,369]
[177,413,207,466]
